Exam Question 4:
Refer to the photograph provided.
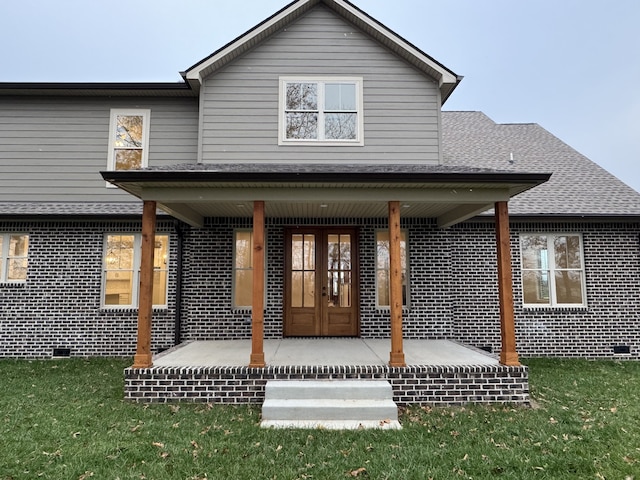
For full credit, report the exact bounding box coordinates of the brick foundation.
[124,364,529,406]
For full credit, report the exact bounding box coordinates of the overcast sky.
[1,0,639,191]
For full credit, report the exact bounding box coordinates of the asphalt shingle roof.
[442,111,640,216]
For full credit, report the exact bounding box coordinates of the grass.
[0,358,639,479]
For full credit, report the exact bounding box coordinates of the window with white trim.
[375,230,408,307]
[102,233,168,308]
[279,77,363,145]
[520,233,586,307]
[107,109,150,171]
[0,233,29,283]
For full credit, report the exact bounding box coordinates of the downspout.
[173,221,186,346]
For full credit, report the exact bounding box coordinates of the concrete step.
[265,380,393,400]
[260,380,401,430]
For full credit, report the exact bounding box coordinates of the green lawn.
[1,357,638,480]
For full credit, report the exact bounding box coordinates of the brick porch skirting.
[124,364,529,406]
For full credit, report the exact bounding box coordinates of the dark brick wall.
[0,219,177,357]
[124,364,530,406]
[2,217,639,359]
[451,221,640,359]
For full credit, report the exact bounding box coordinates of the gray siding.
[0,96,198,203]
[200,5,441,164]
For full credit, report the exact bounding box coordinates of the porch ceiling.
[101,164,551,228]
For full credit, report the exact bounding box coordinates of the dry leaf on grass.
[349,467,367,477]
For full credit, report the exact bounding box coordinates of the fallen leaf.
[549,417,558,424]
[152,442,164,448]
[78,472,94,480]
[350,467,367,477]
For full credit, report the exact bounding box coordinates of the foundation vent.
[613,345,631,355]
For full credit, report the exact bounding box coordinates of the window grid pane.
[102,233,169,308]
[1,234,29,282]
[282,79,360,142]
[520,234,585,307]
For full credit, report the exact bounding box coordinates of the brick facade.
[1,217,638,360]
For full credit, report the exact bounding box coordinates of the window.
[107,109,150,171]
[279,77,363,145]
[376,230,408,307]
[233,230,253,308]
[0,233,29,283]
[102,233,168,308]
[520,234,586,307]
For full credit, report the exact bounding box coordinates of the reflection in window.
[233,231,253,308]
[327,234,352,308]
[0,233,29,283]
[282,78,361,142]
[376,230,408,307]
[291,234,316,308]
[103,234,168,308]
[108,109,150,171]
[520,234,585,307]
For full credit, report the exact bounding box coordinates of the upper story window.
[279,77,363,145]
[102,233,168,309]
[0,233,29,283]
[520,233,586,307]
[107,109,150,171]
[375,230,408,307]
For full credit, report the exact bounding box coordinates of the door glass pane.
[291,234,315,308]
[303,271,315,307]
[304,235,315,270]
[327,233,351,308]
[291,271,303,308]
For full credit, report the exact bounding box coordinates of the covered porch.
[125,339,529,405]
[103,163,548,406]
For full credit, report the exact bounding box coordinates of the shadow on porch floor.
[152,339,499,367]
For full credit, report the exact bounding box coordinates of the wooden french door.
[284,227,359,336]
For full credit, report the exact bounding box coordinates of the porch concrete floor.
[152,339,499,367]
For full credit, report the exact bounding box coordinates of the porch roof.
[101,163,550,228]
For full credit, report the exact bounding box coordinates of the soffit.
[101,165,549,228]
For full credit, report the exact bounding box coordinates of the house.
[1,0,639,404]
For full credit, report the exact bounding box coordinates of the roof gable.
[182,0,460,102]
